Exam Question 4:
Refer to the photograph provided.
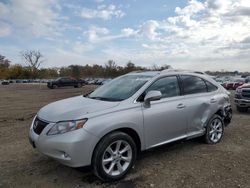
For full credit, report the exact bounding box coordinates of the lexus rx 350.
[29,70,232,181]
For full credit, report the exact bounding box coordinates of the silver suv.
[29,70,232,181]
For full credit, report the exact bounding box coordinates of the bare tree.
[21,50,44,78]
[0,54,11,68]
[151,64,172,71]
[105,60,117,69]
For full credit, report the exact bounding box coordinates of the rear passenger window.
[181,75,207,94]
[145,76,180,99]
[205,81,218,92]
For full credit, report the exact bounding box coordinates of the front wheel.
[92,132,137,182]
[204,115,224,144]
[77,83,82,88]
[52,85,56,89]
[74,83,82,88]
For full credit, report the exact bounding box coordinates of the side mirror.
[144,90,162,107]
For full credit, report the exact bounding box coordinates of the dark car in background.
[47,77,85,89]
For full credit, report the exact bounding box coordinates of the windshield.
[56,77,62,81]
[88,75,152,101]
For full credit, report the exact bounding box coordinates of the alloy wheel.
[209,118,223,143]
[102,140,132,176]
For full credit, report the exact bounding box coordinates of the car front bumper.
[29,118,99,167]
[234,98,250,108]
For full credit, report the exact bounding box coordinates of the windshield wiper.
[83,91,93,97]
[88,96,122,102]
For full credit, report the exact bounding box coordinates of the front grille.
[33,117,49,135]
[242,89,250,98]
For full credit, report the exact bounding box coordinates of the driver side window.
[145,76,180,99]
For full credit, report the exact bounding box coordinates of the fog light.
[62,152,70,159]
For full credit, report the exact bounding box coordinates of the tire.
[204,114,224,144]
[237,106,248,113]
[92,132,137,182]
[74,83,81,88]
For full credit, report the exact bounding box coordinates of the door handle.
[177,103,186,109]
[210,98,217,103]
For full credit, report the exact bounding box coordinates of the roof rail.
[128,70,149,74]
[160,69,207,75]
[160,69,185,73]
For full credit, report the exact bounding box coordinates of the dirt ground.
[0,84,250,188]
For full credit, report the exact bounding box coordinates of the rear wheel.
[51,85,57,89]
[204,115,224,144]
[237,106,248,113]
[92,132,137,182]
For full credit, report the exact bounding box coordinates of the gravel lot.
[0,84,250,188]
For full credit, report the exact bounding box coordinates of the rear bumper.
[29,119,99,167]
[234,98,250,108]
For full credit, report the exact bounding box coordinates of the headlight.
[47,119,88,135]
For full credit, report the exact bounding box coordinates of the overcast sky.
[0,0,250,71]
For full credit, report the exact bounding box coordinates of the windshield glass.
[88,75,152,101]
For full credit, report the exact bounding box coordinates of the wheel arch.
[203,107,225,129]
[215,109,224,118]
[91,127,142,165]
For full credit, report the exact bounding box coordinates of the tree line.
[0,51,172,80]
[3,50,245,80]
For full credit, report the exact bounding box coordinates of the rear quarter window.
[181,75,207,95]
[205,81,218,92]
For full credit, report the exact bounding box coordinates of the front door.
[142,76,188,149]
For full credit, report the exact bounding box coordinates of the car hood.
[37,96,120,122]
[47,80,56,83]
[238,83,250,89]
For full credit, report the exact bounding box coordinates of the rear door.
[179,75,219,136]
[60,78,68,86]
[64,78,72,86]
[69,78,76,86]
[142,76,188,149]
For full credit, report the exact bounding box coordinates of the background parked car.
[87,79,97,85]
[102,78,112,85]
[235,83,250,112]
[47,77,85,89]
[222,78,245,90]
[94,78,105,85]
[9,80,16,83]
[1,80,10,85]
[83,78,112,85]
